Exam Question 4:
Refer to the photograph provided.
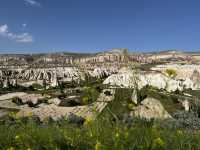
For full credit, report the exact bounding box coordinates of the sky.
[0,0,200,53]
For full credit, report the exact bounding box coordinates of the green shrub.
[82,96,89,104]
[165,69,177,78]
[32,83,43,90]
[81,87,100,104]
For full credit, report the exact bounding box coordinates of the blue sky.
[0,0,200,53]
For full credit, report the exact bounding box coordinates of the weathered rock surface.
[131,88,138,104]
[19,94,45,106]
[48,98,61,105]
[180,99,190,111]
[0,67,118,88]
[0,92,27,101]
[17,89,115,121]
[152,64,200,80]
[88,67,118,78]
[103,68,200,91]
[18,80,43,88]
[132,97,172,119]
[0,109,9,118]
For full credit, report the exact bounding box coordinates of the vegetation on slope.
[2,117,200,150]
[1,88,200,149]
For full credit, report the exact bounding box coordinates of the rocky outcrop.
[88,67,118,78]
[152,64,200,80]
[180,100,190,111]
[17,89,115,121]
[18,94,45,106]
[48,98,61,105]
[0,67,83,88]
[0,92,27,101]
[0,67,118,88]
[132,97,172,119]
[190,70,200,88]
[131,88,138,104]
[103,68,200,91]
[18,80,43,88]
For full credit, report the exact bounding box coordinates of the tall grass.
[1,88,200,150]
[1,117,200,150]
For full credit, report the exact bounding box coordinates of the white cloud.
[0,24,33,43]
[0,24,8,33]
[22,23,27,28]
[24,0,41,7]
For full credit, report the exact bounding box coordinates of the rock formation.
[103,68,200,91]
[132,97,172,119]
[16,89,115,121]
[0,66,118,88]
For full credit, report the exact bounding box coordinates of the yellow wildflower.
[153,137,165,146]
[95,141,101,150]
[84,117,93,126]
[7,147,15,150]
[177,130,183,135]
[89,132,93,137]
[128,103,135,110]
[15,135,20,140]
[115,132,119,138]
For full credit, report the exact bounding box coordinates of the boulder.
[18,94,45,106]
[17,104,74,121]
[133,97,172,119]
[48,98,61,105]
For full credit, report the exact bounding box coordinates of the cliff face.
[0,66,118,88]
[0,49,200,89]
[0,49,131,66]
[0,49,128,88]
[0,50,200,67]
[152,64,200,80]
[103,67,200,91]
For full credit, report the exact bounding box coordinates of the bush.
[81,87,100,104]
[165,69,177,78]
[82,96,89,104]
[32,83,43,90]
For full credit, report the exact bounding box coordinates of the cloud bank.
[0,24,33,43]
[24,0,41,7]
